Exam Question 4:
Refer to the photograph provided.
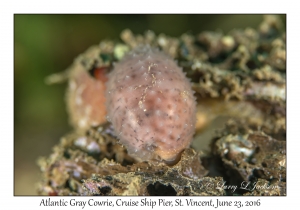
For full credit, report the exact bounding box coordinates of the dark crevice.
[147,182,177,196]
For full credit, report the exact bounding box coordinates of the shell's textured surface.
[106,46,196,161]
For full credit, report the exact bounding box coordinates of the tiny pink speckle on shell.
[106,46,196,162]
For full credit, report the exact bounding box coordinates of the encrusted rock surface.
[210,122,286,195]
[37,124,215,196]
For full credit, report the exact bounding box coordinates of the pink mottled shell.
[67,66,107,130]
[106,46,196,162]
